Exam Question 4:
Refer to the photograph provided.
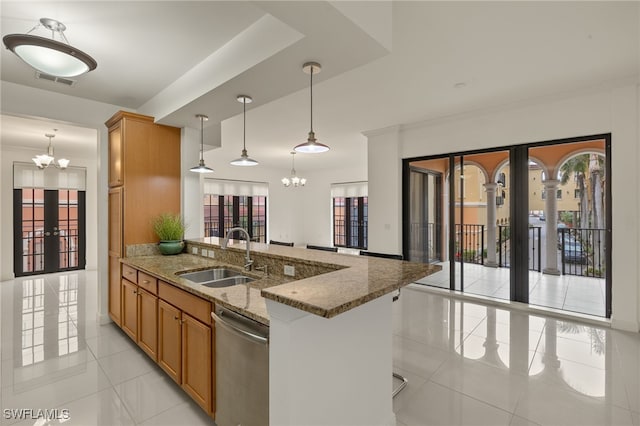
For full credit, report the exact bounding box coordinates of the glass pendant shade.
[294,62,329,154]
[231,95,258,166]
[3,19,97,78]
[191,114,214,173]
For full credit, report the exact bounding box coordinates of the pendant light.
[190,114,214,173]
[294,62,329,154]
[230,95,258,166]
[282,151,306,187]
[32,131,69,169]
[3,18,97,78]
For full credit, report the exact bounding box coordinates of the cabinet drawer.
[138,272,158,295]
[158,281,212,325]
[122,264,138,283]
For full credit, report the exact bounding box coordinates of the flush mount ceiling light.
[281,151,306,187]
[32,131,69,169]
[3,18,97,78]
[294,61,329,154]
[230,95,258,167]
[190,114,214,174]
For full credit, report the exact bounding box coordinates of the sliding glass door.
[403,134,611,318]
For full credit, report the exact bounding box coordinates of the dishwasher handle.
[212,310,268,345]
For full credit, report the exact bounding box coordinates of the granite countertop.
[122,239,440,325]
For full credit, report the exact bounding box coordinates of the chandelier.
[33,132,69,169]
[3,18,97,78]
[281,151,306,187]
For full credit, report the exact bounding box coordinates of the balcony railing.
[498,225,541,272]
[559,228,606,278]
[455,224,485,265]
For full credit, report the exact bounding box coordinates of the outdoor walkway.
[415,262,606,317]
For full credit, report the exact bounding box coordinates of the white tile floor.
[415,262,607,317]
[1,270,638,425]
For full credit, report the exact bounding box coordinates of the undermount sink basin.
[202,276,255,288]
[180,268,241,284]
[179,268,254,288]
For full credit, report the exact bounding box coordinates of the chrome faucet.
[222,227,253,270]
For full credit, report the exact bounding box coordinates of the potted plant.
[153,213,187,255]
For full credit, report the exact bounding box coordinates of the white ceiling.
[1,1,638,172]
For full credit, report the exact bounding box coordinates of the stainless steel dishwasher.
[212,304,269,426]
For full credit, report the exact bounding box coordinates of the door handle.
[45,232,51,236]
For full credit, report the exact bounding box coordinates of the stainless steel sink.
[179,268,254,288]
[180,268,240,284]
[202,276,255,288]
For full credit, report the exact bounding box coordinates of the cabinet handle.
[132,289,137,294]
[142,280,150,284]
[174,316,179,321]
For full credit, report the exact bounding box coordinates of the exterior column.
[484,183,498,267]
[543,179,560,275]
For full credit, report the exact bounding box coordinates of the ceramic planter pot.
[158,240,184,255]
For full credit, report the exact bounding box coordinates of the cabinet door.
[108,187,123,257]
[182,313,212,414]
[108,256,122,325]
[158,300,182,383]
[137,288,158,361]
[121,279,138,340]
[108,121,123,187]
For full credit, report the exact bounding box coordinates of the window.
[556,189,562,199]
[203,195,267,242]
[574,189,580,198]
[333,196,368,249]
[541,190,546,200]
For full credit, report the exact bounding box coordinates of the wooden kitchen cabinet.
[158,299,182,384]
[157,281,214,414]
[106,110,180,325]
[121,278,138,340]
[108,256,122,325]
[137,287,158,361]
[119,266,214,417]
[182,313,212,412]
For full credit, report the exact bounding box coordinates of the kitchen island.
[121,238,440,425]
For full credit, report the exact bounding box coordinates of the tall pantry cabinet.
[106,111,181,325]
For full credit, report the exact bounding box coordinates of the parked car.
[539,213,545,221]
[562,240,587,264]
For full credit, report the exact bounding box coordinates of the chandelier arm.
[25,23,42,35]
[59,30,70,45]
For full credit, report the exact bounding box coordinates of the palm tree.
[560,154,589,229]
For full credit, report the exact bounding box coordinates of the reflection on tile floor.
[1,271,638,425]
[415,262,607,317]
[0,271,213,426]
[393,285,640,426]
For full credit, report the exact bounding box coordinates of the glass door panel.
[528,140,609,317]
[408,159,447,288]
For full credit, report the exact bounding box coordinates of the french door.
[13,188,86,277]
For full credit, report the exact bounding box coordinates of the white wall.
[0,81,122,324]
[193,151,367,246]
[366,84,640,332]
